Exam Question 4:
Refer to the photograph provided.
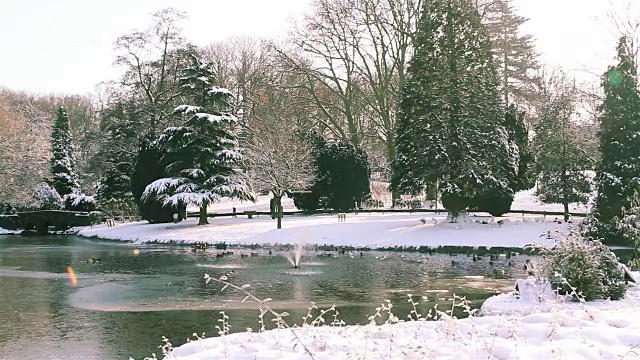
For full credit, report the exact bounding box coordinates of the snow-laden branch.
[174,105,203,114]
[194,113,237,123]
[209,87,233,96]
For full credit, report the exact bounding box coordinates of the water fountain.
[286,243,304,269]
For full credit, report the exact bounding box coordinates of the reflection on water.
[0,234,532,359]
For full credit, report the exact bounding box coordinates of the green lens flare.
[607,69,623,86]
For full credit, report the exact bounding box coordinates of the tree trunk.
[198,200,209,225]
[563,202,569,222]
[270,197,276,219]
[180,206,187,221]
[276,194,283,230]
[387,140,400,206]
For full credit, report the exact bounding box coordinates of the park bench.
[244,210,257,219]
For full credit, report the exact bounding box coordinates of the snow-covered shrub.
[616,198,640,244]
[614,190,640,268]
[579,212,602,239]
[540,230,627,301]
[97,199,138,218]
[362,198,384,208]
[0,202,18,215]
[63,193,96,212]
[32,183,63,210]
[392,198,422,209]
[88,211,105,225]
[580,192,640,247]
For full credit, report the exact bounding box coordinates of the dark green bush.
[470,188,514,216]
[440,192,468,221]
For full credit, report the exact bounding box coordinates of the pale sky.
[0,0,631,95]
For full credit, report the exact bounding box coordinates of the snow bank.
[170,278,640,360]
[480,277,568,316]
[0,226,18,235]
[481,274,640,317]
[76,212,567,248]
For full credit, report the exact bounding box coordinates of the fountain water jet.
[286,243,304,269]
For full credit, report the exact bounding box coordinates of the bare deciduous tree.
[0,90,52,205]
[201,37,274,123]
[113,7,191,136]
[242,80,316,230]
[276,0,422,177]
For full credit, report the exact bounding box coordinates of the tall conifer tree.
[142,55,254,225]
[391,0,516,220]
[49,106,79,197]
[481,0,540,108]
[593,36,640,241]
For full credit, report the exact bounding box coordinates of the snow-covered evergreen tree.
[49,106,79,197]
[94,102,140,217]
[291,131,370,212]
[391,0,516,220]
[132,138,177,223]
[320,141,371,211]
[470,104,534,216]
[63,193,96,212]
[480,0,540,108]
[143,54,254,225]
[533,73,593,221]
[96,163,137,217]
[593,36,640,242]
[505,105,535,192]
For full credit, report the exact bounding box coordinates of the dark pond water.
[0,235,532,359]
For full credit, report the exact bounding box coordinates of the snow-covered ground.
[510,188,593,214]
[170,275,640,360]
[77,189,576,248]
[188,194,296,213]
[77,212,567,249]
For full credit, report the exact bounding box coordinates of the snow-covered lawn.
[510,188,592,214]
[77,212,568,249]
[169,275,640,360]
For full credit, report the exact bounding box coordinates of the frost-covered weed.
[132,336,174,360]
[137,275,487,360]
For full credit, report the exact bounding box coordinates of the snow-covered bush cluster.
[540,230,627,301]
[32,183,63,210]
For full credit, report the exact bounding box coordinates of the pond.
[0,234,532,359]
